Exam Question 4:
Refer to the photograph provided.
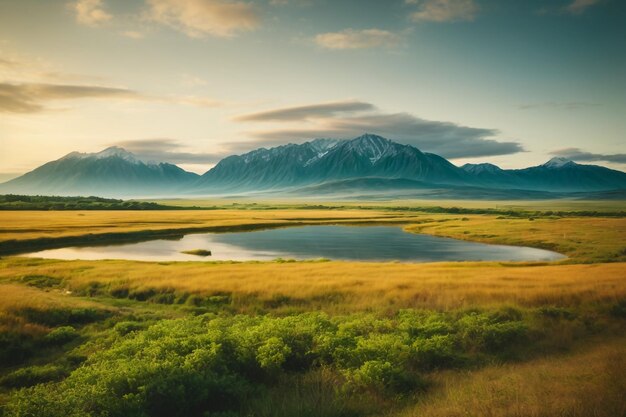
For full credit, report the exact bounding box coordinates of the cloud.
[112,138,225,164]
[407,0,478,22]
[69,0,113,26]
[564,0,602,14]
[234,100,524,159]
[146,0,260,38]
[518,101,600,110]
[235,100,376,122]
[0,82,137,113]
[550,148,626,164]
[0,82,221,113]
[314,29,402,50]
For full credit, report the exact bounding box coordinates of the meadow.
[0,202,624,416]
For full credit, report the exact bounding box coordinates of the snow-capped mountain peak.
[62,147,145,165]
[94,147,140,163]
[346,134,396,164]
[543,157,576,169]
[309,138,342,153]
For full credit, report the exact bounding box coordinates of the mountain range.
[1,134,625,199]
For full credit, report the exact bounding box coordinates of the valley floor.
[0,203,624,416]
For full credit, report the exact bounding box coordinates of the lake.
[22,225,565,263]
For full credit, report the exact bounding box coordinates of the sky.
[0,0,625,179]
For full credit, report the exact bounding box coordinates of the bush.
[44,326,79,345]
[18,307,109,326]
[256,337,291,372]
[411,335,458,369]
[2,308,565,417]
[1,365,67,388]
[346,360,417,393]
[113,321,145,335]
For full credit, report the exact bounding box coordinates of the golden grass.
[405,215,626,262]
[0,209,421,242]
[0,283,104,335]
[400,337,626,417]
[1,258,624,312]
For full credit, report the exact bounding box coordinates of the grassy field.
[0,203,624,416]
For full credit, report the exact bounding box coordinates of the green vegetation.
[0,195,189,210]
[3,195,625,217]
[181,249,212,257]
[2,303,623,417]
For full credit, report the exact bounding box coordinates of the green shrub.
[411,335,458,369]
[1,365,67,388]
[113,321,145,335]
[18,307,109,326]
[345,360,417,393]
[45,326,79,345]
[1,308,571,417]
[256,337,291,372]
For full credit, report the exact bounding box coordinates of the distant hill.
[0,147,199,196]
[2,135,625,198]
[283,177,566,200]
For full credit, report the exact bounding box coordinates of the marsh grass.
[0,206,624,416]
[1,258,623,314]
[401,337,626,417]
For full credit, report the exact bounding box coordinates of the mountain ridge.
[2,134,625,197]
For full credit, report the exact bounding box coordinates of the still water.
[22,225,565,263]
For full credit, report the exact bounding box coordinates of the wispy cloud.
[0,82,221,113]
[550,148,626,164]
[315,29,402,50]
[564,0,602,14]
[235,100,376,121]
[0,82,137,113]
[407,0,479,23]
[146,0,260,38]
[69,0,112,26]
[112,138,224,164]
[234,100,524,159]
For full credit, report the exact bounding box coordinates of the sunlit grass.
[400,337,626,417]
[0,283,106,335]
[1,258,624,313]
